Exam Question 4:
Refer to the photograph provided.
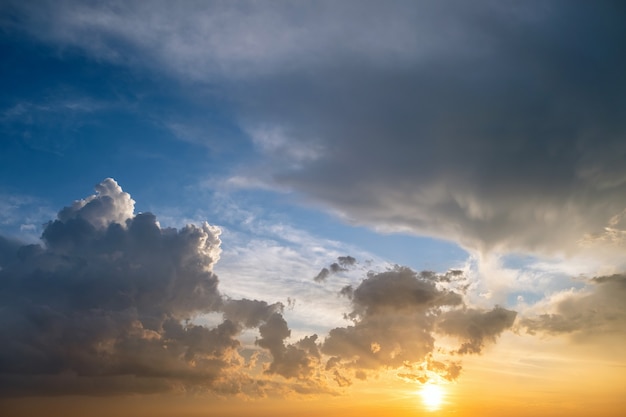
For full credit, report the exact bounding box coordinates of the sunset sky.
[1,1,625,416]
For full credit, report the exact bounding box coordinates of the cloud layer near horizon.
[521,274,626,339]
[0,179,521,396]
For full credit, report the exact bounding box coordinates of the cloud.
[313,267,331,283]
[256,313,320,380]
[337,256,356,267]
[437,306,518,354]
[321,267,516,382]
[55,178,136,229]
[314,255,358,282]
[398,355,462,383]
[0,179,326,397]
[0,0,454,80]
[233,2,626,256]
[521,274,626,339]
[0,179,230,395]
[222,299,284,329]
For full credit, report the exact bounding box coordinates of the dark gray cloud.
[521,274,626,338]
[0,180,363,396]
[0,179,331,397]
[4,1,625,255]
[314,256,358,282]
[222,299,284,329]
[0,179,231,395]
[337,256,356,267]
[250,1,626,254]
[321,267,516,382]
[313,267,330,283]
[438,307,518,354]
[256,313,320,380]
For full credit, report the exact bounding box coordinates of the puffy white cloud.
[56,178,135,229]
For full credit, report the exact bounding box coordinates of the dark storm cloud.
[521,274,626,338]
[251,0,626,254]
[4,1,626,254]
[0,180,340,396]
[0,179,327,397]
[321,267,516,380]
[0,179,231,395]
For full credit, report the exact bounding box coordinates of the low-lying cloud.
[322,268,516,384]
[0,179,520,396]
[521,274,626,339]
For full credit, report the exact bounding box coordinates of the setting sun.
[420,384,445,411]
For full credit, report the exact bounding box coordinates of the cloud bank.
[3,1,626,256]
[0,179,519,396]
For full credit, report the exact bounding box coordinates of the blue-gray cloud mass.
[3,0,624,254]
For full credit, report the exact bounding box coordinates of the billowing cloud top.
[56,178,135,229]
[0,179,226,395]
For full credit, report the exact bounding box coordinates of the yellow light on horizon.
[419,383,444,412]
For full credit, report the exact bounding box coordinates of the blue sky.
[1,0,625,407]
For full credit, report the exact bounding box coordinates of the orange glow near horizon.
[1,335,626,417]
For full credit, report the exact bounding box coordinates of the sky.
[1,1,625,416]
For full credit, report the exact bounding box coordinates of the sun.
[419,383,444,411]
